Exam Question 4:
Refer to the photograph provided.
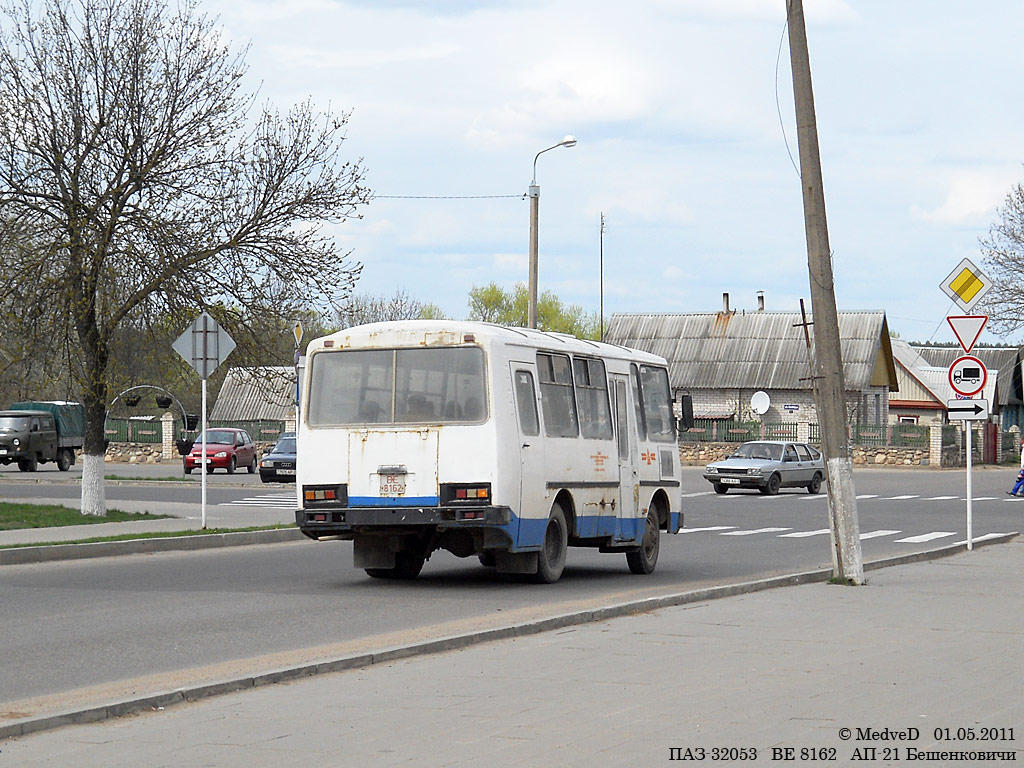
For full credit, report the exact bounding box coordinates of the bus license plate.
[721,478,740,485]
[380,473,406,496]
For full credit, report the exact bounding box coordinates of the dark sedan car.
[703,440,825,495]
[183,428,258,475]
[259,436,296,483]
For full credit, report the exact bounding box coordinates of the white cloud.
[912,169,1018,227]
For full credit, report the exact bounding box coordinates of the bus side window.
[537,352,579,437]
[614,380,629,460]
[630,364,647,440]
[513,370,540,436]
[574,357,612,440]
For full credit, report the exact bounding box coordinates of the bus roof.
[311,320,669,366]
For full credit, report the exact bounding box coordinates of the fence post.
[797,421,809,443]
[928,420,942,468]
[161,412,175,461]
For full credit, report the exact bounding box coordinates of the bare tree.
[336,289,445,329]
[0,0,369,514]
[979,183,1024,335]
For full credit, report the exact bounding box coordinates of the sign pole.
[966,423,973,551]
[201,377,208,529]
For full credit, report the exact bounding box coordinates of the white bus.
[295,320,689,583]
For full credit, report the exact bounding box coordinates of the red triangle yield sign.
[947,315,988,354]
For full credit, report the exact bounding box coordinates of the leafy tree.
[0,0,369,515]
[979,183,1024,335]
[336,289,447,328]
[467,282,600,339]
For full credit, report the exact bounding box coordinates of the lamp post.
[528,134,577,329]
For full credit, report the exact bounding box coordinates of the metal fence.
[105,418,288,445]
[681,419,930,448]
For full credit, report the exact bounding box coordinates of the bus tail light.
[441,483,491,505]
[303,484,348,506]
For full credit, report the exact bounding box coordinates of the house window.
[898,415,918,425]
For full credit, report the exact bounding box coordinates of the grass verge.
[0,502,172,531]
[0,524,296,549]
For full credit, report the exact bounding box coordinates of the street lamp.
[528,134,577,329]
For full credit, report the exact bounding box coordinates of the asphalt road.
[0,465,1020,709]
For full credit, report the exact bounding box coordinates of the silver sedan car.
[703,440,825,495]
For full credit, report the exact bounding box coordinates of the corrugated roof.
[912,346,1020,406]
[605,311,893,391]
[210,367,296,421]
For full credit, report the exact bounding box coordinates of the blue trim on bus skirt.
[349,495,441,507]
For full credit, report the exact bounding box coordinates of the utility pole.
[786,0,863,584]
[599,212,605,341]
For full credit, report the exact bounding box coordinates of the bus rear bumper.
[296,505,512,539]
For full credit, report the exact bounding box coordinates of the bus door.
[611,375,640,541]
[510,363,546,539]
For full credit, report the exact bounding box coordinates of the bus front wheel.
[533,505,568,584]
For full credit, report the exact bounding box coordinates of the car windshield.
[731,442,782,461]
[0,416,31,431]
[196,430,236,445]
[273,438,296,454]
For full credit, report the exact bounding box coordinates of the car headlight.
[214,451,228,458]
[705,466,718,474]
[746,467,762,476]
[261,460,272,468]
[12,438,19,446]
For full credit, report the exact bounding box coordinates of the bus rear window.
[307,347,486,426]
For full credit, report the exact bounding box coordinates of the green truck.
[0,401,86,472]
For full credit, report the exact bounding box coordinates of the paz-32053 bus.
[295,320,688,583]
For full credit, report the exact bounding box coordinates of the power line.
[372,194,523,199]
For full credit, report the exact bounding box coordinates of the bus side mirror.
[676,393,694,432]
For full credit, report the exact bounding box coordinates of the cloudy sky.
[207,0,1024,344]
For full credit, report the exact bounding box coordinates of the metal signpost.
[940,260,993,551]
[173,313,236,528]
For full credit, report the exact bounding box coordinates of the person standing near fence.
[1008,439,1024,496]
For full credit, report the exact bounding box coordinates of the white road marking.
[860,529,902,540]
[721,527,792,536]
[778,529,831,538]
[883,495,919,500]
[925,496,958,500]
[894,531,957,543]
[680,526,737,534]
[954,533,1015,545]
[856,494,878,499]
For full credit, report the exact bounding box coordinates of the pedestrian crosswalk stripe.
[860,529,901,540]
[778,529,831,538]
[883,495,919,500]
[721,527,792,536]
[856,494,878,499]
[954,532,1012,545]
[895,531,957,543]
[219,493,296,509]
[925,496,958,500]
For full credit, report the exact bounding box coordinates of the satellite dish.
[751,390,771,415]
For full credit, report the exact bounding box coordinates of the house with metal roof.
[210,366,296,428]
[909,345,1021,430]
[888,339,999,425]
[604,299,898,426]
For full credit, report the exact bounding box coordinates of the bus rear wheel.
[626,506,661,575]
[365,549,426,580]
[533,505,568,584]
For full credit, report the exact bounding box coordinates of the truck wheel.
[532,504,568,584]
[626,506,661,575]
[56,449,71,472]
[18,457,38,472]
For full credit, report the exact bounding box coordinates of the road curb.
[0,527,305,565]
[0,532,1016,740]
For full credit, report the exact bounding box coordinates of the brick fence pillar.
[161,412,175,461]
[929,420,943,468]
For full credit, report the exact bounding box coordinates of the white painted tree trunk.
[80,453,107,516]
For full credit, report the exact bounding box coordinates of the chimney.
[722,292,730,313]
[756,291,765,311]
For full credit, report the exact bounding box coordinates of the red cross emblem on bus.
[641,451,656,465]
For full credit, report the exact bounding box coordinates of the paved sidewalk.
[3,538,1020,767]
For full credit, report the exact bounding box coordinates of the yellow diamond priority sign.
[940,258,992,313]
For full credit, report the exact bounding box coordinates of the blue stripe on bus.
[514,513,643,550]
[348,496,441,507]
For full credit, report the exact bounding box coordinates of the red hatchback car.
[183,428,258,475]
